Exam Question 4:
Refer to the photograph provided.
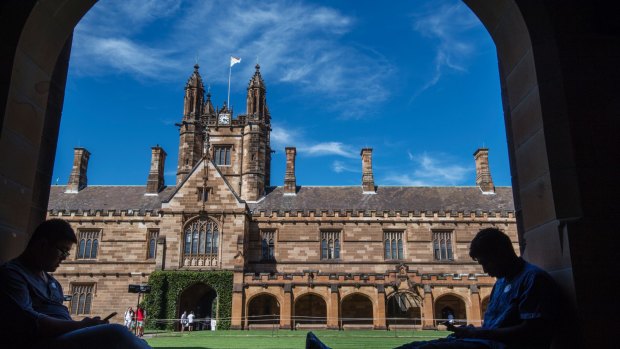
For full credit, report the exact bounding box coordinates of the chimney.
[361,148,376,193]
[66,148,90,193]
[474,148,495,193]
[146,146,167,194]
[284,147,297,195]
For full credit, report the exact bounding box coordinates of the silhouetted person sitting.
[0,219,151,349]
[307,228,560,349]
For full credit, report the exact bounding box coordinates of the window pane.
[397,239,403,260]
[225,148,231,165]
[192,231,199,254]
[184,231,191,254]
[71,293,78,314]
[334,239,340,259]
[91,239,98,258]
[148,238,156,259]
[391,240,396,259]
[385,240,390,259]
[213,231,219,253]
[84,293,92,314]
[78,240,85,258]
[268,239,274,259]
[321,239,327,259]
[77,294,85,314]
[85,240,92,259]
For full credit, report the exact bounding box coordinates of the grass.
[146,329,452,348]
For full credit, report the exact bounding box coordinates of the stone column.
[422,285,435,329]
[281,284,293,329]
[469,285,482,326]
[230,272,244,329]
[374,285,387,330]
[327,285,340,329]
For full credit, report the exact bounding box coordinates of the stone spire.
[66,148,90,193]
[284,147,297,195]
[246,64,269,123]
[177,65,206,184]
[474,148,495,193]
[361,148,376,193]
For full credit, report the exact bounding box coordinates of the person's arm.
[451,318,549,342]
[36,315,108,337]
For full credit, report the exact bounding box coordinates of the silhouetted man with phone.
[307,228,560,349]
[0,219,151,349]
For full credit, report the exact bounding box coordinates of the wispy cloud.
[271,124,358,160]
[332,160,357,173]
[72,0,393,117]
[383,152,472,186]
[411,1,482,97]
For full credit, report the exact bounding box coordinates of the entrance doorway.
[178,283,217,331]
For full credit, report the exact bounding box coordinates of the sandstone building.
[47,64,516,330]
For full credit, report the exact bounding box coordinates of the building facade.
[47,65,516,330]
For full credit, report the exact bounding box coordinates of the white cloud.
[383,152,472,186]
[71,0,393,118]
[411,1,482,96]
[332,160,357,173]
[300,142,357,158]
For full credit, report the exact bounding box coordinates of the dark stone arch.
[386,291,422,327]
[178,282,217,331]
[247,293,280,325]
[341,293,373,326]
[293,293,327,327]
[434,294,466,326]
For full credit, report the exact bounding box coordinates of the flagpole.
[227,61,232,110]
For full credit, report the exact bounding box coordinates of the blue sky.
[52,0,510,188]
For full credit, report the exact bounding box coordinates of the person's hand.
[451,324,486,339]
[80,316,108,327]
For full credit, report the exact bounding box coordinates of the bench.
[342,324,374,330]
[388,324,419,331]
[248,324,279,330]
[295,323,328,330]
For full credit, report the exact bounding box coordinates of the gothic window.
[261,230,275,261]
[384,231,404,260]
[321,231,340,260]
[214,146,232,166]
[70,284,94,315]
[147,229,159,259]
[77,230,100,259]
[433,231,454,261]
[183,218,219,257]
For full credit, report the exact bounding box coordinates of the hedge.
[144,270,233,330]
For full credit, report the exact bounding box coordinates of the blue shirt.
[0,260,72,323]
[465,260,557,349]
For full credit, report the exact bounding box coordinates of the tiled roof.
[249,186,514,214]
[48,186,175,212]
[48,185,514,214]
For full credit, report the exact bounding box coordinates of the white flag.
[230,56,241,67]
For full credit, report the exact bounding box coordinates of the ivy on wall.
[144,270,233,330]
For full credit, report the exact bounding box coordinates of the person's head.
[24,219,77,272]
[469,228,518,278]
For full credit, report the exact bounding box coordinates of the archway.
[294,293,326,327]
[247,293,280,326]
[386,291,422,327]
[434,294,466,326]
[341,293,373,326]
[178,283,217,331]
[3,1,618,345]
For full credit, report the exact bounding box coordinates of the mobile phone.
[103,312,118,321]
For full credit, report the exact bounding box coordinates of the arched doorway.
[341,293,373,326]
[386,291,422,327]
[247,293,280,326]
[178,283,217,331]
[434,294,466,326]
[294,293,327,328]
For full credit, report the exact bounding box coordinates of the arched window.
[78,240,85,258]
[183,218,219,257]
[148,238,156,259]
[91,239,98,258]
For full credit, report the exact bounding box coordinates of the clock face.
[218,113,230,125]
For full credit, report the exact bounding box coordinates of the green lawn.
[146,329,452,349]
